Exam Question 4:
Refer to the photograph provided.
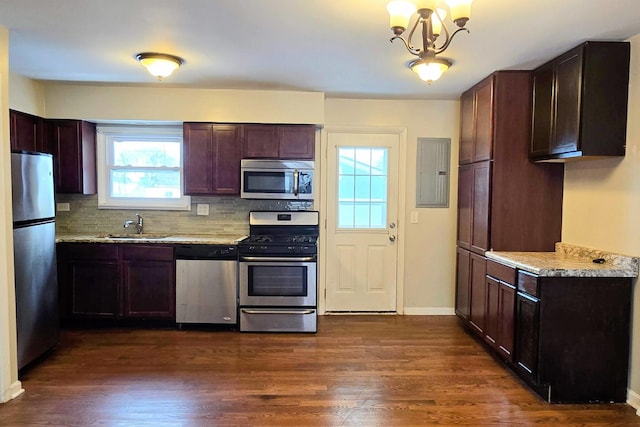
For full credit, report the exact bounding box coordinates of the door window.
[337,147,388,229]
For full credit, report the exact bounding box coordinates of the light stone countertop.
[486,243,639,278]
[56,233,247,245]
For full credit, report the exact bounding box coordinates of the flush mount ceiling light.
[135,52,183,81]
[387,0,472,83]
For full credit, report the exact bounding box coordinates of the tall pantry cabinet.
[455,71,564,341]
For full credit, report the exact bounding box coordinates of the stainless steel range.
[238,211,319,333]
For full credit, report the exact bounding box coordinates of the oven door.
[239,256,317,307]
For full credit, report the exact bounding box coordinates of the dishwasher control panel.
[175,244,238,260]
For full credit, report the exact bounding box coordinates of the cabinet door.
[455,247,471,320]
[458,90,475,164]
[278,125,315,159]
[553,49,582,155]
[473,78,494,162]
[468,253,486,335]
[242,124,279,158]
[497,282,516,361]
[50,120,96,194]
[456,164,473,249]
[10,110,41,152]
[530,66,554,157]
[121,245,175,319]
[183,123,213,194]
[514,291,540,383]
[66,261,120,318]
[122,260,175,319]
[58,243,119,320]
[212,124,241,194]
[485,275,499,347]
[470,161,491,254]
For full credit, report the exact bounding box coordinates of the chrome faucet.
[124,214,143,234]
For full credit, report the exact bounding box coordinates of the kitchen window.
[96,125,190,210]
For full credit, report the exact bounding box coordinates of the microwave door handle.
[293,169,299,196]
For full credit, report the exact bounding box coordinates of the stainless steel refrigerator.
[11,151,59,370]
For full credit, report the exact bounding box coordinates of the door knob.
[390,222,396,229]
[389,235,396,242]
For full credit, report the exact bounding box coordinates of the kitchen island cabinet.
[183,123,241,195]
[484,244,638,403]
[58,243,176,322]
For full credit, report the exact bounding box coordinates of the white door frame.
[318,126,407,315]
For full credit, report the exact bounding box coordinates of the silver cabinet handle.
[389,235,396,242]
[241,309,315,315]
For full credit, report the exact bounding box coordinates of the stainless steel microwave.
[240,159,314,200]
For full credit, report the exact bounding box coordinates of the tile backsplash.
[55,194,313,236]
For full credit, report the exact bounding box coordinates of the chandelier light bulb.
[387,1,417,34]
[445,0,472,27]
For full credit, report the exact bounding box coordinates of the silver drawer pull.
[241,309,315,315]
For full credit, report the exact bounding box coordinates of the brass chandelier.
[387,0,473,83]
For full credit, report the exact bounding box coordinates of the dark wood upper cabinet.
[183,123,241,195]
[530,41,630,161]
[9,110,47,153]
[278,125,315,159]
[242,124,279,158]
[458,78,494,164]
[48,119,97,194]
[242,124,315,159]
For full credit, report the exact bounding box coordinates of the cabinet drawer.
[60,243,118,260]
[121,245,174,261]
[486,260,516,284]
[517,271,540,298]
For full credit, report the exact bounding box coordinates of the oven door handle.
[241,309,316,315]
[239,256,316,262]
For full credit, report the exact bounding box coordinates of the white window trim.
[96,125,191,211]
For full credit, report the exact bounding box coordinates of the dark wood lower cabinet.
[121,245,175,319]
[58,243,175,322]
[468,253,486,335]
[514,273,633,403]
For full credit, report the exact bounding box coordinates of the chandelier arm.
[405,14,422,51]
[434,28,470,55]
[389,35,421,56]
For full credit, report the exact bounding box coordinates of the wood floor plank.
[1,315,638,426]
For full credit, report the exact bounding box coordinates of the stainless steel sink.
[98,233,171,239]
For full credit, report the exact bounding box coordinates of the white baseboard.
[403,307,456,315]
[627,388,640,416]
[1,380,24,403]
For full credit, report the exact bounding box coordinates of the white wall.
[0,26,23,403]
[43,84,325,124]
[324,98,459,313]
[562,34,640,407]
[9,73,44,116]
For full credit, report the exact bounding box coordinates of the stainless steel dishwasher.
[175,244,238,325]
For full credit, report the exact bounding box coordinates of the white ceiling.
[1,0,640,100]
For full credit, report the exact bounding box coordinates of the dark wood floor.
[1,316,638,426]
